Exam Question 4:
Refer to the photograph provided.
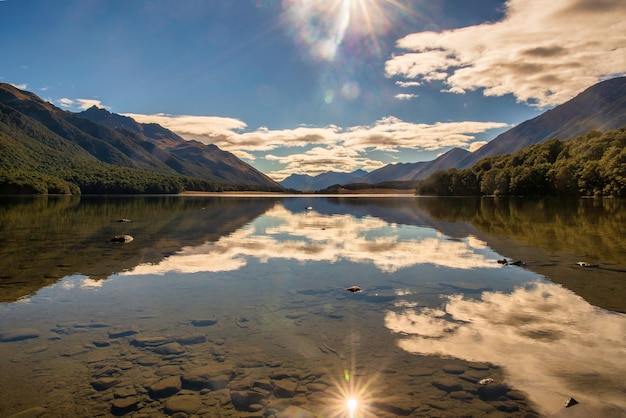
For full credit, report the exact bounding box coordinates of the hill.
[416,128,626,197]
[0,83,282,194]
[280,169,367,191]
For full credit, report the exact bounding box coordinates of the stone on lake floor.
[6,406,48,418]
[110,396,139,414]
[163,395,203,415]
[272,379,298,398]
[190,318,218,327]
[131,335,172,347]
[113,387,137,398]
[111,234,133,243]
[0,328,40,342]
[442,364,466,375]
[182,362,238,390]
[176,333,206,345]
[431,377,463,393]
[91,377,119,391]
[108,326,140,338]
[230,388,268,411]
[93,340,110,348]
[148,376,182,398]
[152,342,185,355]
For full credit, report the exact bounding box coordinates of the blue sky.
[2,0,625,180]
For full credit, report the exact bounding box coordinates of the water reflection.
[1,196,625,417]
[124,204,499,276]
[385,281,626,416]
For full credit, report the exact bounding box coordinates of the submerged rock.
[346,285,362,293]
[0,328,39,342]
[111,235,133,243]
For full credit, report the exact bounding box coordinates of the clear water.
[0,195,624,417]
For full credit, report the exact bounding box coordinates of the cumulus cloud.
[385,281,626,415]
[124,112,508,179]
[385,0,626,107]
[265,146,386,178]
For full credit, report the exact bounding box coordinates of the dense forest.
[416,128,626,198]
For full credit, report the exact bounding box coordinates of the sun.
[281,0,413,61]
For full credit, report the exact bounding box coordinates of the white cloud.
[266,146,386,179]
[394,93,418,100]
[76,98,108,110]
[57,98,75,107]
[395,81,421,88]
[123,112,509,179]
[385,281,626,416]
[57,97,108,110]
[385,0,626,107]
[10,83,28,90]
[469,141,488,152]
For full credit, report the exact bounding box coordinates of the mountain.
[280,169,368,191]
[348,76,626,184]
[0,83,282,192]
[361,148,471,183]
[455,76,626,169]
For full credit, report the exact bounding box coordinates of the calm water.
[0,195,624,417]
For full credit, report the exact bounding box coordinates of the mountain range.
[2,76,625,194]
[0,83,281,192]
[281,76,626,191]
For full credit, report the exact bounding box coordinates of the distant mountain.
[362,148,471,183]
[280,169,368,191]
[0,83,282,193]
[351,76,626,184]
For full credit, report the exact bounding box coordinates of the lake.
[0,195,624,417]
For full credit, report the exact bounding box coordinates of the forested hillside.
[416,128,626,197]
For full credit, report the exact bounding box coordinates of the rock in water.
[346,285,362,293]
[111,235,133,243]
[0,328,39,342]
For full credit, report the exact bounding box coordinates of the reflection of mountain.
[385,281,626,417]
[0,196,277,302]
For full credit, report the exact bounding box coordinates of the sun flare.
[282,0,412,61]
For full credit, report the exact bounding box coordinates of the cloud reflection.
[123,204,498,276]
[385,282,626,415]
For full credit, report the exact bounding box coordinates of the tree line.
[416,128,626,198]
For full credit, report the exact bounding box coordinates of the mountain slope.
[0,83,282,191]
[347,76,626,184]
[456,76,626,168]
[79,106,280,187]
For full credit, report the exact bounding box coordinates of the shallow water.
[0,195,624,417]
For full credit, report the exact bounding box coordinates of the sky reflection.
[385,281,626,416]
[123,204,499,276]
